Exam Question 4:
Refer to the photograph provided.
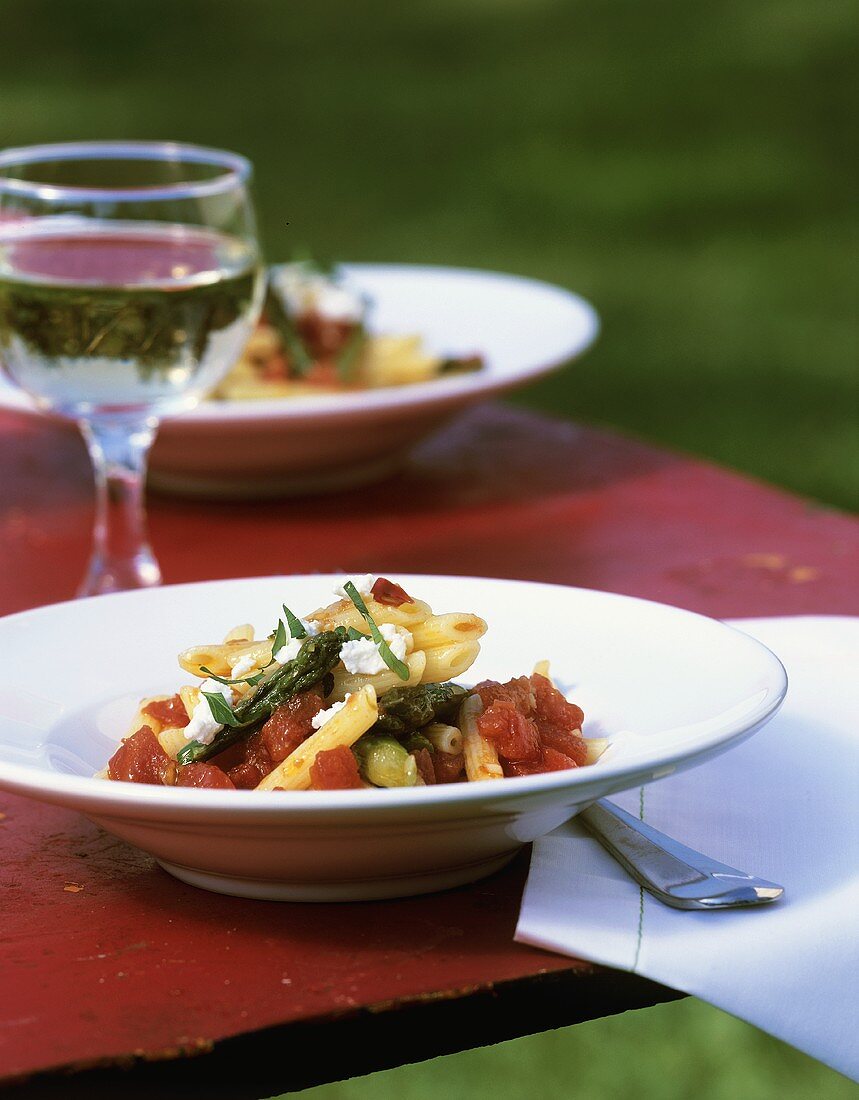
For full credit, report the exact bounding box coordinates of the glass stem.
[77,415,162,597]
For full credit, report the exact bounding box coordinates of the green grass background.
[1,1,855,1095]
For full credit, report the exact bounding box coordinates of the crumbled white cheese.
[311,694,352,730]
[184,678,233,745]
[339,637,386,675]
[380,623,411,660]
[299,617,320,637]
[274,637,304,665]
[272,264,365,323]
[230,654,257,678]
[334,574,376,600]
[339,625,409,676]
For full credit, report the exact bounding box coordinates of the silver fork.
[579,799,785,910]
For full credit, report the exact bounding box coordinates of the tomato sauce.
[371,577,413,606]
[476,673,586,776]
[176,762,235,789]
[108,726,174,786]
[309,745,363,789]
[142,694,190,729]
[225,689,324,789]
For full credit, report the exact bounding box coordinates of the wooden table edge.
[0,964,683,1098]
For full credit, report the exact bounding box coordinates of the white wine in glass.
[0,142,264,596]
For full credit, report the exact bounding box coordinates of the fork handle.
[578,800,784,910]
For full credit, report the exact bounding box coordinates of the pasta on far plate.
[212,261,483,400]
[101,575,608,791]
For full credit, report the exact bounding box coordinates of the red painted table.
[1,404,857,1098]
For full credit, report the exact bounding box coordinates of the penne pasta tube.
[424,722,463,755]
[584,736,609,765]
[532,659,551,681]
[178,638,272,678]
[330,651,426,701]
[158,726,188,760]
[461,694,503,781]
[306,596,432,635]
[179,684,200,721]
[256,685,378,791]
[409,613,487,652]
[421,640,481,684]
[222,623,255,644]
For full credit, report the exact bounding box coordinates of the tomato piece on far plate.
[309,745,363,790]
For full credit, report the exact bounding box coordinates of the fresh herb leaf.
[271,618,288,656]
[201,691,243,727]
[334,326,366,381]
[282,603,307,639]
[200,665,266,687]
[263,286,313,376]
[346,626,370,641]
[342,581,410,681]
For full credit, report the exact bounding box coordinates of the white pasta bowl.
[0,575,787,901]
[0,264,598,497]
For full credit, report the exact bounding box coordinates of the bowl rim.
[0,262,600,425]
[0,574,788,819]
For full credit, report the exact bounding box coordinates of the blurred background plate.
[0,263,598,498]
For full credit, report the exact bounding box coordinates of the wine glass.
[0,141,264,597]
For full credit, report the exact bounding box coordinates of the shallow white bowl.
[0,575,787,901]
[0,264,598,497]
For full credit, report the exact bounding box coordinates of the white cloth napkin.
[516,617,859,1081]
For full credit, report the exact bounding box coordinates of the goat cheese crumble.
[311,694,352,730]
[274,637,304,665]
[184,678,233,745]
[230,654,257,678]
[339,623,411,675]
[334,574,376,599]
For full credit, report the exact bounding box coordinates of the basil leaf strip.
[282,603,308,639]
[201,691,243,728]
[200,664,266,687]
[271,618,288,656]
[342,581,410,681]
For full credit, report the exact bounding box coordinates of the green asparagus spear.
[177,628,348,765]
[374,682,467,737]
[354,736,418,787]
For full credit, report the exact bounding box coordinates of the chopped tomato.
[413,747,436,785]
[371,578,413,606]
[432,751,465,784]
[309,745,363,789]
[477,698,541,762]
[142,694,189,729]
[108,726,174,786]
[260,690,325,763]
[474,673,587,774]
[296,312,358,359]
[176,763,235,789]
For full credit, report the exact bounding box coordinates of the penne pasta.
[158,726,188,760]
[178,638,272,678]
[424,722,463,755]
[306,596,432,635]
[584,737,609,765]
[222,623,255,644]
[461,694,503,781]
[256,685,378,791]
[330,651,426,701]
[421,640,481,684]
[532,659,551,680]
[409,612,487,652]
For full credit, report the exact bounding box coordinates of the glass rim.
[0,140,253,202]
